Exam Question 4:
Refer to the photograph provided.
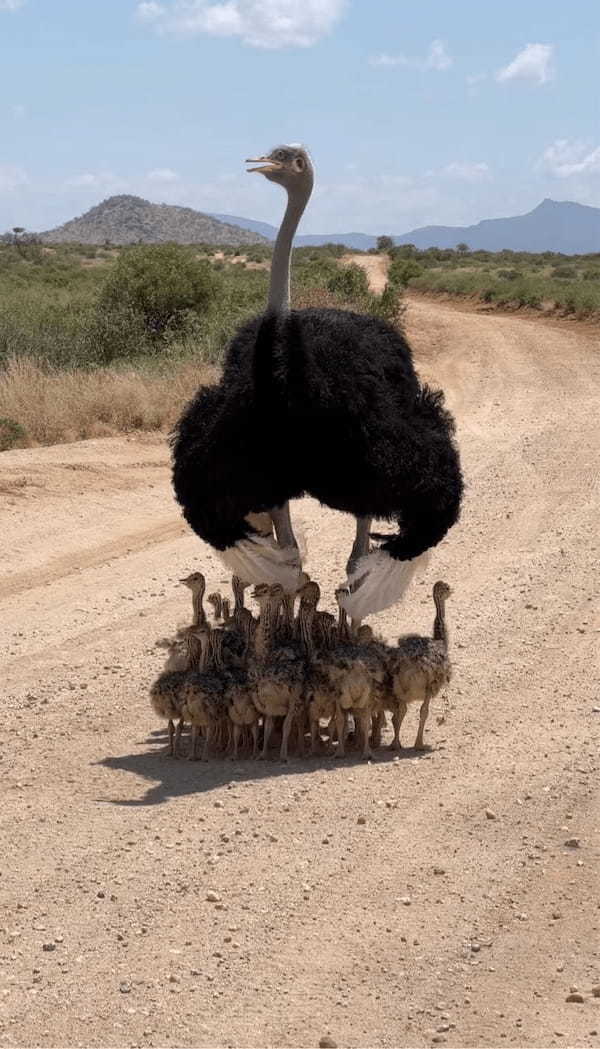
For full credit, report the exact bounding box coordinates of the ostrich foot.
[414,739,432,752]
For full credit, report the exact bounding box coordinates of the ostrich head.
[299,580,320,610]
[179,571,205,593]
[433,581,452,602]
[246,144,314,195]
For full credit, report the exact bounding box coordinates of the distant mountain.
[394,199,600,255]
[33,196,600,253]
[211,199,600,254]
[210,213,278,241]
[210,213,375,250]
[39,195,268,246]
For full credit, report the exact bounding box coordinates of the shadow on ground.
[96,728,433,806]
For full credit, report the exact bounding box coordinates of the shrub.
[370,282,406,326]
[551,264,577,280]
[0,416,28,451]
[99,243,221,339]
[326,263,370,301]
[388,257,423,287]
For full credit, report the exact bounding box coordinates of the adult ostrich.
[171,145,463,617]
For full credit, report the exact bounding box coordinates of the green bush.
[551,264,577,280]
[99,243,221,339]
[0,417,27,451]
[326,263,370,301]
[388,257,423,287]
[370,282,406,326]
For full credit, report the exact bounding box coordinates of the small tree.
[12,226,26,256]
[456,242,469,254]
[388,257,423,287]
[376,235,394,254]
[99,243,221,339]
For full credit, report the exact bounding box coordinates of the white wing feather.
[340,549,430,619]
[219,534,304,592]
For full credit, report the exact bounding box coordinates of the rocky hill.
[39,195,268,246]
[394,199,600,255]
[213,198,600,254]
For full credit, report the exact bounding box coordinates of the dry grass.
[0,356,218,447]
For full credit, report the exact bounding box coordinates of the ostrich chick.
[207,591,223,623]
[316,589,387,759]
[387,580,452,750]
[180,571,208,628]
[149,626,203,756]
[181,625,229,761]
[250,584,304,761]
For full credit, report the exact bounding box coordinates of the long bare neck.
[433,595,448,649]
[211,632,224,671]
[186,630,208,672]
[192,588,206,628]
[299,607,315,660]
[254,600,276,662]
[268,189,310,313]
[232,578,245,622]
[337,603,349,642]
[199,633,212,672]
[281,593,295,637]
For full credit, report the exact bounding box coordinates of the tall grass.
[0,241,401,448]
[0,355,217,446]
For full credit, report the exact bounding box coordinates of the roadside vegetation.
[0,239,402,447]
[379,242,600,319]
[1,235,597,449]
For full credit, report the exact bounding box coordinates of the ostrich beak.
[245,156,283,174]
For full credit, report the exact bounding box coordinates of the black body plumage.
[171,307,463,563]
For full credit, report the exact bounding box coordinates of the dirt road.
[1,286,599,1048]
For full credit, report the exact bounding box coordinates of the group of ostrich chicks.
[150,570,452,762]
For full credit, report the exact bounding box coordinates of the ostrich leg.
[270,502,299,551]
[346,516,372,632]
[346,516,372,576]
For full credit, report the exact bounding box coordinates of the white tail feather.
[219,535,303,592]
[340,549,430,619]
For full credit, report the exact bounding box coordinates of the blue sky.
[1,0,599,234]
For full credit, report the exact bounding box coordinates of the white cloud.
[496,43,554,85]
[439,161,491,183]
[135,0,346,48]
[147,167,180,182]
[0,0,26,10]
[136,1,165,19]
[64,172,128,192]
[540,139,600,178]
[371,39,452,72]
[426,39,452,71]
[0,165,29,192]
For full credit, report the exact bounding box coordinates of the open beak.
[245,155,283,174]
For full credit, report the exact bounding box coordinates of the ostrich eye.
[293,156,305,172]
[275,150,286,161]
